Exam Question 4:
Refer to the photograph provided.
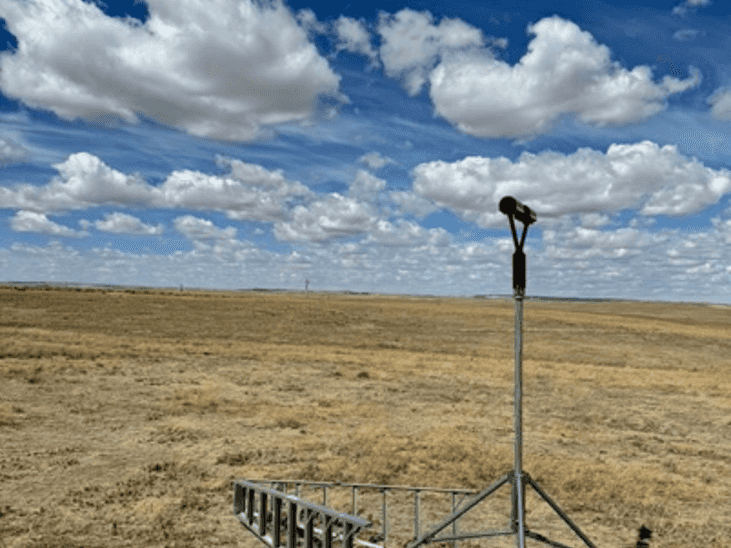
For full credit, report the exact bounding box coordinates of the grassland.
[0,287,729,548]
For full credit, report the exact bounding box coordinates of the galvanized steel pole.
[514,287,526,548]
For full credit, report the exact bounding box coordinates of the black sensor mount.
[499,196,537,293]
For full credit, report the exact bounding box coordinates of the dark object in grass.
[635,525,652,548]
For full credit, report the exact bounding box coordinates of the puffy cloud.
[707,88,731,121]
[428,16,700,138]
[368,219,426,247]
[358,151,396,170]
[0,152,312,220]
[174,215,261,260]
[580,213,611,228]
[274,194,377,242]
[366,219,450,248]
[52,153,154,206]
[296,8,327,35]
[349,170,386,202]
[376,12,699,137]
[94,212,164,235]
[457,242,501,265]
[10,210,86,238]
[387,190,439,218]
[174,215,237,242]
[544,226,658,260]
[334,16,378,65]
[0,152,154,211]
[0,0,343,141]
[215,155,301,189]
[711,217,731,244]
[160,156,312,221]
[410,140,731,227]
[377,8,485,95]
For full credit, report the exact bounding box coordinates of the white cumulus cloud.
[11,210,86,238]
[94,212,164,235]
[377,8,486,96]
[0,152,154,211]
[428,16,700,138]
[349,170,386,202]
[160,156,312,221]
[274,194,377,242]
[366,219,450,248]
[296,8,327,35]
[174,215,237,241]
[409,140,731,227]
[544,225,657,260]
[334,16,378,65]
[0,0,344,141]
[387,190,439,218]
[0,152,312,221]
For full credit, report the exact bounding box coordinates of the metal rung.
[235,512,383,548]
[432,529,513,542]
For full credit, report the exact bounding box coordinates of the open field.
[0,286,730,548]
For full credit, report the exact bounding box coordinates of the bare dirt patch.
[0,287,729,548]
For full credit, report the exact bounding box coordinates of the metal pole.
[414,490,420,540]
[382,489,388,547]
[451,492,457,548]
[514,287,526,548]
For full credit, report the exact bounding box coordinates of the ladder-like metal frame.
[234,480,375,548]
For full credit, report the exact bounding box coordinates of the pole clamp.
[499,197,537,293]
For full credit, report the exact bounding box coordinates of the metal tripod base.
[511,471,598,548]
[407,470,598,548]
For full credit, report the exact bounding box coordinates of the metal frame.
[234,480,375,548]
[236,479,476,548]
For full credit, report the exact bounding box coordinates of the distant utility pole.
[305,279,310,292]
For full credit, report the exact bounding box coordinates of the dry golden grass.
[0,286,729,548]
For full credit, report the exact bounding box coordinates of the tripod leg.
[524,476,598,548]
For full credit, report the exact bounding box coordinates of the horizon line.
[0,280,726,306]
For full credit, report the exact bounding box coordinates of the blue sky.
[0,0,730,302]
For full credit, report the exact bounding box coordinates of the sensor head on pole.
[499,196,537,226]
